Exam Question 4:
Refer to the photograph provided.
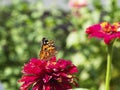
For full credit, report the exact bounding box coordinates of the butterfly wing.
[39,38,57,60]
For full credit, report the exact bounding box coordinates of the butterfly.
[39,38,57,60]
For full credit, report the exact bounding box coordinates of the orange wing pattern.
[39,38,57,60]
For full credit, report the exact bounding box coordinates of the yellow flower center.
[112,22,120,32]
[100,22,111,33]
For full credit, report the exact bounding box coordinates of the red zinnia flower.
[18,57,78,90]
[86,22,120,44]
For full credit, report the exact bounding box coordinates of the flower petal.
[104,32,120,44]
[22,58,46,75]
[32,80,43,90]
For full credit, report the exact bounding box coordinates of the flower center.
[112,22,120,32]
[100,22,120,33]
[100,22,111,33]
[73,1,80,7]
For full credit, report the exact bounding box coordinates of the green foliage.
[0,0,120,90]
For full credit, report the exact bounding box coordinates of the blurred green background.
[0,0,120,90]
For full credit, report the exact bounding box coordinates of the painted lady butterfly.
[39,38,57,60]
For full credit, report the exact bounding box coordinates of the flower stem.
[105,44,113,90]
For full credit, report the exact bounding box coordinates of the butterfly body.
[39,38,57,60]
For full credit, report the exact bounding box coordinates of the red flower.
[18,57,78,90]
[86,22,120,44]
[68,0,87,9]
